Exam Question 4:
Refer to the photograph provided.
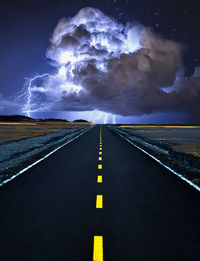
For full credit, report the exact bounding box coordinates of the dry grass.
[119,125,200,129]
[118,125,200,158]
[0,121,93,145]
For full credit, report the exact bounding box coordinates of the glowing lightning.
[93,111,103,123]
[22,73,55,117]
[112,114,116,124]
[104,113,108,124]
[88,111,115,124]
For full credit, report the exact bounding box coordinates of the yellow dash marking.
[97,175,102,183]
[93,236,103,261]
[99,157,102,161]
[99,148,102,150]
[100,145,102,147]
[96,195,103,208]
[98,164,102,169]
[99,152,102,155]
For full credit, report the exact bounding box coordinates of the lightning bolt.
[93,111,103,123]
[104,113,108,124]
[112,114,116,124]
[22,73,55,117]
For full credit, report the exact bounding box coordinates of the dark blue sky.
[0,0,199,123]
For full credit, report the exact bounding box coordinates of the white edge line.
[112,128,200,192]
[0,127,93,187]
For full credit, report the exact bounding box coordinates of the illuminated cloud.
[26,7,200,122]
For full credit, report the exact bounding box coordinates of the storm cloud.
[29,7,200,121]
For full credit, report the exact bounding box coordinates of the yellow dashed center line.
[98,164,102,169]
[93,236,103,261]
[92,127,104,260]
[96,195,103,208]
[97,175,102,183]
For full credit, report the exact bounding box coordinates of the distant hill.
[0,115,89,123]
[40,118,69,122]
[0,115,69,122]
[0,115,35,122]
[73,119,89,123]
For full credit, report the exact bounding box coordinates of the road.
[0,125,199,261]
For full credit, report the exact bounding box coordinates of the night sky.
[0,0,200,123]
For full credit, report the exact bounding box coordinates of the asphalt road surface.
[0,125,199,261]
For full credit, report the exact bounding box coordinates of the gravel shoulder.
[0,125,93,185]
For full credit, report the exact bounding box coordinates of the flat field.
[118,125,200,158]
[0,122,93,145]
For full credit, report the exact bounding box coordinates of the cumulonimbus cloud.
[29,7,200,121]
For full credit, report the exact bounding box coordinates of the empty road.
[0,125,199,261]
